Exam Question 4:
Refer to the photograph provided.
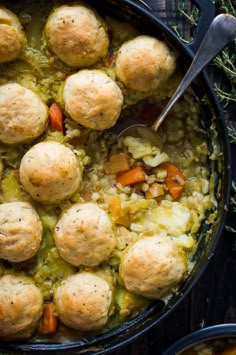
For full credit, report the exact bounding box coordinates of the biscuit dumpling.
[0,202,42,262]
[20,141,82,204]
[119,236,187,299]
[44,4,109,67]
[0,6,26,63]
[0,274,43,340]
[0,83,48,144]
[54,203,116,267]
[54,272,112,331]
[63,69,123,130]
[115,35,176,91]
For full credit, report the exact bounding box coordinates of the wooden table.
[113,1,236,354]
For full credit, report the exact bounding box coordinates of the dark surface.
[113,1,236,354]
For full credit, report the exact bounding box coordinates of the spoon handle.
[152,14,236,132]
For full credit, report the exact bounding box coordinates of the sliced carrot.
[48,103,63,132]
[159,163,185,199]
[39,303,58,335]
[116,166,146,186]
[104,153,130,175]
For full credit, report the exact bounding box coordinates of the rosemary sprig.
[212,0,236,107]
[170,0,199,43]
[178,1,199,26]
[214,50,236,83]
[227,124,236,144]
[226,225,236,234]
[226,181,236,225]
[169,23,190,43]
[214,84,236,106]
[214,0,236,17]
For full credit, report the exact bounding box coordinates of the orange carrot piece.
[48,103,63,132]
[39,303,58,335]
[104,153,130,174]
[160,163,185,199]
[116,166,146,186]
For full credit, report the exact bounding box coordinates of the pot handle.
[188,0,216,53]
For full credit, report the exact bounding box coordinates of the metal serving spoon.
[116,14,236,146]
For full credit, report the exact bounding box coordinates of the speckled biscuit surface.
[44,4,109,67]
[54,272,112,331]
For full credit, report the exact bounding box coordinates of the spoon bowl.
[117,122,163,147]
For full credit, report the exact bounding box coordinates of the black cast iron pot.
[0,0,231,353]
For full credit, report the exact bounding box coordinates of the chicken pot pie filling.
[0,0,219,342]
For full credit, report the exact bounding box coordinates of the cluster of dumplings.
[0,3,176,140]
[0,3,183,341]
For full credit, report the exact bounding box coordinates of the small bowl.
[162,324,236,355]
